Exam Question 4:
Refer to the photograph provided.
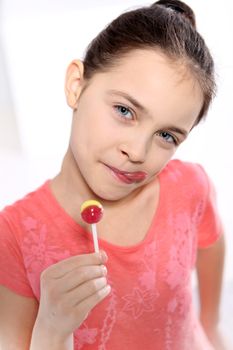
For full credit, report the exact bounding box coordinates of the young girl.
[0,1,227,349]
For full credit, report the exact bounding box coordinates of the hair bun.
[153,0,196,28]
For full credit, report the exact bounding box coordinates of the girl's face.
[67,49,203,201]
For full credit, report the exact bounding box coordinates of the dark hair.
[83,0,215,125]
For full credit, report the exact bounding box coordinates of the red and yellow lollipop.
[80,200,104,252]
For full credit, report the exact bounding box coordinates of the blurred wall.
[0,1,21,151]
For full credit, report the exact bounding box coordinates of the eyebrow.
[107,89,189,138]
[107,89,148,114]
[165,126,188,138]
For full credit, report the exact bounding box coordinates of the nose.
[119,136,150,163]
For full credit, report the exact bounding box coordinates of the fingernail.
[95,277,107,289]
[105,285,111,295]
[100,250,108,263]
[101,265,107,276]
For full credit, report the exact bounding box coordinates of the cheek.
[147,147,176,175]
[70,120,110,162]
[70,124,91,166]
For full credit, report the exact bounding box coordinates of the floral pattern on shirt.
[22,216,70,272]
[21,216,71,297]
[122,287,157,319]
[74,324,98,350]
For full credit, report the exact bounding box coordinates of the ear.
[65,59,85,109]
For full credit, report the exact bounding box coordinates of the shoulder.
[164,158,205,176]
[161,159,211,196]
[0,180,51,233]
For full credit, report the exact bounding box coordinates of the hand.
[34,251,110,340]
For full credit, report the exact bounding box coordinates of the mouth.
[105,164,148,184]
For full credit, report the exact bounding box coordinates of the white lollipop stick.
[91,223,99,253]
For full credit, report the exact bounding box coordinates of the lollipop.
[80,200,104,253]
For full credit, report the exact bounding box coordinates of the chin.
[90,185,132,202]
[96,191,127,202]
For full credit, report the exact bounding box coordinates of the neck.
[56,147,93,201]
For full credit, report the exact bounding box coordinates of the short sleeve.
[196,165,223,249]
[0,212,35,297]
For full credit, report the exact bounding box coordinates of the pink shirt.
[0,160,222,349]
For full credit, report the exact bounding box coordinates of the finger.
[67,276,109,307]
[55,264,108,293]
[43,251,107,278]
[74,284,111,321]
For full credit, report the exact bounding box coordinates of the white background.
[0,0,233,341]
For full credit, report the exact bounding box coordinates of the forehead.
[87,49,204,128]
[105,48,202,95]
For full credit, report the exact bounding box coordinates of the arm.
[0,285,72,350]
[0,285,38,350]
[0,252,109,349]
[196,234,226,348]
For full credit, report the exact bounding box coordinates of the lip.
[105,164,148,184]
